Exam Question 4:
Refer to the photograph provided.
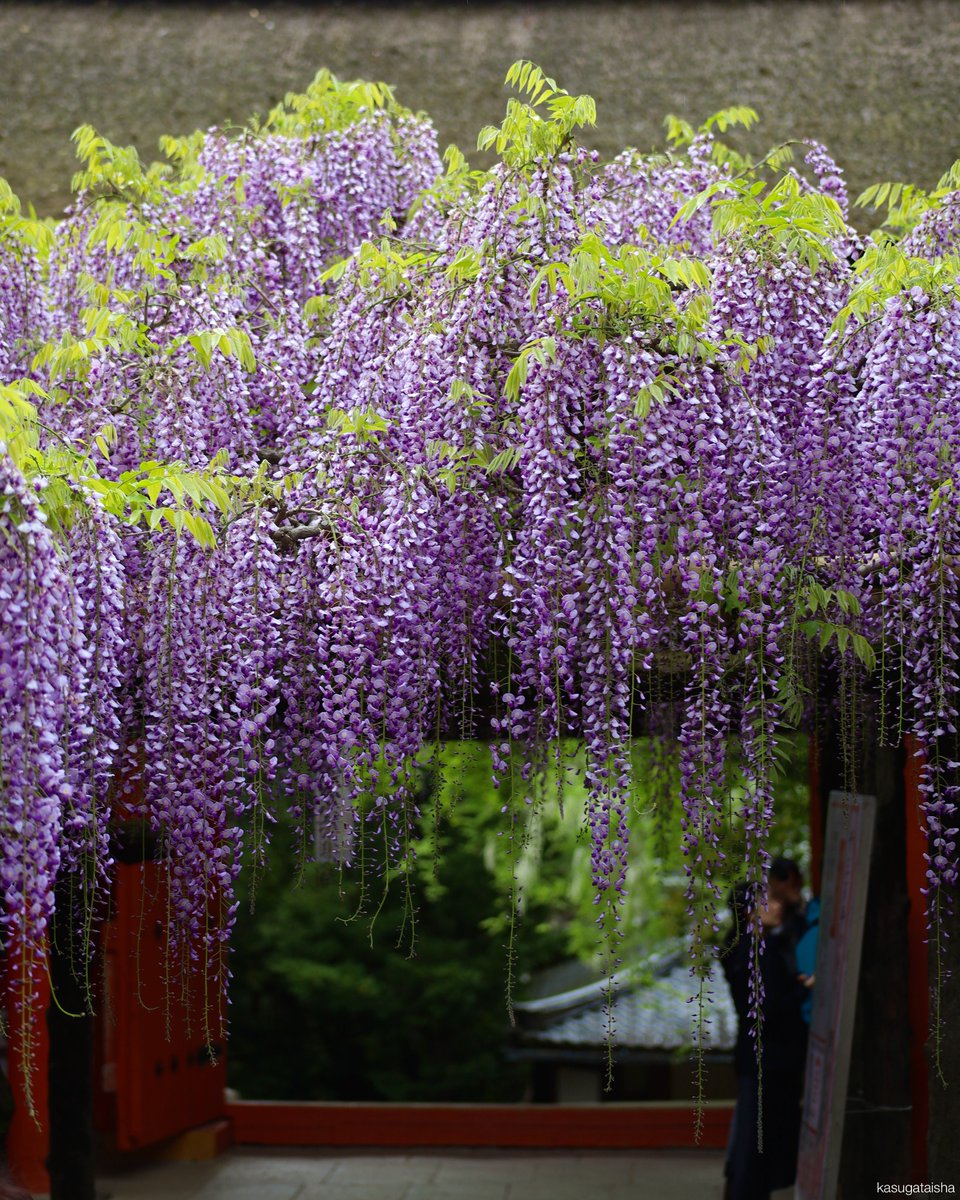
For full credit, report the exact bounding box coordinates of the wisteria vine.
[2,62,960,1110]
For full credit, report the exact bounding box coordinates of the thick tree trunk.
[46,879,96,1200]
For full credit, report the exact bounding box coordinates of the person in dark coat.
[721,880,809,1200]
[768,857,819,1024]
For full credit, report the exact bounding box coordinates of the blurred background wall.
[1,1,958,218]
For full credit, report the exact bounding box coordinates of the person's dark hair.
[769,856,802,881]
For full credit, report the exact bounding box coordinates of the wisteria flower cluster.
[2,62,960,1104]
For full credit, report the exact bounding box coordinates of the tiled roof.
[516,959,737,1052]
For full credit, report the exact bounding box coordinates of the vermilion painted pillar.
[808,733,824,894]
[4,956,50,1194]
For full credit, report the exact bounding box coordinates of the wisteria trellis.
[1,64,959,1107]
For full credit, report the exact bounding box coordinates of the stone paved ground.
[88,1148,730,1200]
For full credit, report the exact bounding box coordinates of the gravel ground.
[0,1,958,218]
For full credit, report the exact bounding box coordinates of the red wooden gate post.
[808,733,824,895]
[4,956,50,1194]
[98,858,228,1152]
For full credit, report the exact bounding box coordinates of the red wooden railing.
[226,1099,734,1150]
